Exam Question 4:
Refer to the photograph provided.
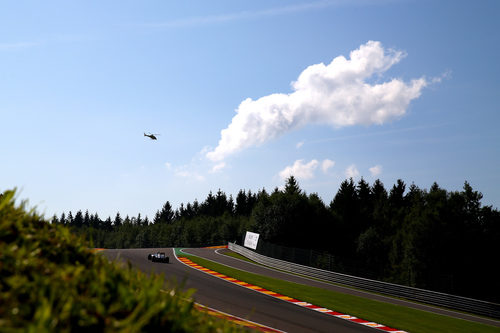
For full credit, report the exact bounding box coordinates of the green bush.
[0,190,240,332]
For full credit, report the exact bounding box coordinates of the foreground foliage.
[0,190,239,332]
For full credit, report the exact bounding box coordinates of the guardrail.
[228,242,500,319]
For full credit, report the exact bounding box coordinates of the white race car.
[148,252,169,263]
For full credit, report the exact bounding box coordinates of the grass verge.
[221,250,498,323]
[221,251,256,264]
[182,254,498,333]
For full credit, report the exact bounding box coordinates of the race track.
[102,248,376,333]
[102,247,500,331]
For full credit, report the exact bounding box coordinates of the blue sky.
[1,0,499,219]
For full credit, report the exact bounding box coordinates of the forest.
[52,177,500,303]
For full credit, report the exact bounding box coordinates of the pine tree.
[235,190,247,216]
[83,210,90,227]
[114,212,122,227]
[74,211,84,228]
[59,212,67,225]
[50,215,59,224]
[92,212,101,229]
[155,201,174,224]
[67,211,74,226]
[284,176,301,195]
[104,217,112,230]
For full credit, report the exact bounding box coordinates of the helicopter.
[144,133,160,140]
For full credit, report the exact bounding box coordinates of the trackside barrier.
[228,242,500,319]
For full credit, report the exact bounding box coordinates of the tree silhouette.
[155,201,174,224]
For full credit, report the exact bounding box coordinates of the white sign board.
[244,231,260,250]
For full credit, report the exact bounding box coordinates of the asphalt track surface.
[186,248,500,329]
[102,248,500,331]
[103,248,376,333]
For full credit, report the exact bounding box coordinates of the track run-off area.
[102,247,500,333]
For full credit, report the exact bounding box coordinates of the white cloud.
[206,41,429,162]
[322,159,335,173]
[0,41,41,50]
[345,164,360,179]
[369,164,382,177]
[0,35,93,51]
[165,162,172,170]
[296,141,304,149]
[145,1,373,29]
[279,159,319,181]
[174,169,205,182]
[210,162,226,173]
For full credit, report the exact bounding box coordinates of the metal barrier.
[228,242,500,319]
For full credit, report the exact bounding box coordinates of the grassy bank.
[182,254,498,333]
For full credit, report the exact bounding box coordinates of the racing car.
[148,252,169,263]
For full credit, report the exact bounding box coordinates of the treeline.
[54,177,500,302]
[52,188,259,249]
